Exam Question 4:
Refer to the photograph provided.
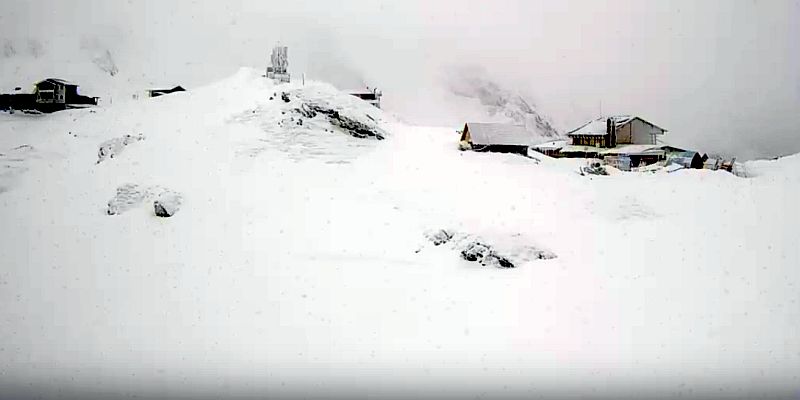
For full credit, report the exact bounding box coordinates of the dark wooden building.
[148,86,186,98]
[2,78,97,113]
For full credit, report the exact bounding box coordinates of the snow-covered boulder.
[106,184,180,216]
[106,183,149,215]
[153,191,183,217]
[423,229,556,269]
[97,134,144,164]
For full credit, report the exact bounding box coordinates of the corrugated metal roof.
[567,115,667,136]
[465,123,538,146]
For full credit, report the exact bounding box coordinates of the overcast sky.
[1,0,798,159]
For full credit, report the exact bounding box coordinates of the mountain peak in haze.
[446,65,560,138]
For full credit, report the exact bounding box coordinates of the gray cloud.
[1,0,798,159]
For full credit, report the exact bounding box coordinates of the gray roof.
[465,123,538,146]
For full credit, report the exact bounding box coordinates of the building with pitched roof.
[458,122,539,155]
[32,78,97,112]
[567,115,667,148]
[2,78,97,113]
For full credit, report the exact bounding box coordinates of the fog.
[1,0,798,159]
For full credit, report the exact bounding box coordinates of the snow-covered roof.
[566,118,608,137]
[667,151,700,159]
[600,144,665,156]
[345,88,377,94]
[567,115,667,137]
[36,78,76,86]
[560,145,602,154]
[465,122,538,146]
[531,140,567,150]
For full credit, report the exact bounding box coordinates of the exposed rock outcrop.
[97,134,144,164]
[422,228,556,268]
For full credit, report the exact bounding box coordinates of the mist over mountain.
[446,65,560,137]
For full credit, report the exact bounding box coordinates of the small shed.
[459,123,536,155]
[530,140,566,157]
[667,151,704,169]
[348,88,382,109]
[148,86,186,98]
[604,155,632,171]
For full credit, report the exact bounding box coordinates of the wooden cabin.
[1,79,97,113]
[459,122,535,155]
[34,78,77,105]
[348,88,383,109]
[567,115,668,149]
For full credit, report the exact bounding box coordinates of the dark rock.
[295,103,317,119]
[496,256,515,268]
[281,92,290,103]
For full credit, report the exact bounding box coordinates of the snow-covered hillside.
[0,69,798,399]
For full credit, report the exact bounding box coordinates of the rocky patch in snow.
[154,191,183,217]
[580,161,608,176]
[106,183,182,216]
[424,229,455,246]
[422,229,556,268]
[459,240,516,268]
[229,85,385,163]
[96,134,144,164]
[107,184,150,215]
[294,102,384,140]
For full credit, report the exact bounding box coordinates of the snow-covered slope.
[0,69,798,399]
